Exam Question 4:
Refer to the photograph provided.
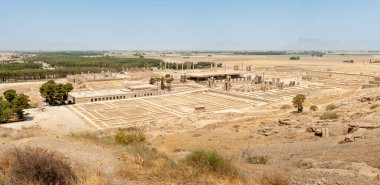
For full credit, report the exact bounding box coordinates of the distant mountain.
[284,39,341,50]
[284,38,380,51]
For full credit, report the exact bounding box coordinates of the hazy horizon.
[1,0,380,51]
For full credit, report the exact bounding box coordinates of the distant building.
[68,84,161,104]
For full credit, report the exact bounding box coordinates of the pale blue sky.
[1,0,380,50]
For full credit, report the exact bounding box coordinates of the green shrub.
[320,112,339,120]
[246,155,268,165]
[241,149,268,165]
[185,150,236,175]
[326,104,337,111]
[289,56,300,60]
[310,105,318,111]
[115,127,146,145]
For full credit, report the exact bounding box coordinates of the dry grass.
[320,112,339,120]
[0,147,76,185]
[241,148,269,165]
[0,146,109,185]
[74,165,109,185]
[69,131,291,185]
[185,150,237,176]
[257,169,291,185]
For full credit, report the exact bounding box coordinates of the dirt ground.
[1,53,380,184]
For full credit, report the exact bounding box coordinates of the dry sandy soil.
[149,53,380,75]
[1,54,380,184]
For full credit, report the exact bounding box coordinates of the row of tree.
[0,62,42,70]
[40,80,73,106]
[0,90,30,123]
[0,67,105,82]
[149,74,174,91]
[24,54,161,68]
[0,53,163,82]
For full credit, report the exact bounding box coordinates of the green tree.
[40,80,56,102]
[0,98,13,123]
[292,94,306,112]
[3,89,17,102]
[165,77,174,91]
[63,83,73,100]
[11,94,30,119]
[40,80,73,105]
[310,105,318,111]
[165,77,174,84]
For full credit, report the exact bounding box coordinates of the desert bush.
[370,104,379,109]
[247,155,268,165]
[115,127,146,145]
[2,147,76,185]
[258,169,291,185]
[310,105,318,111]
[69,132,116,147]
[343,60,354,63]
[289,56,300,60]
[126,145,171,167]
[325,104,337,111]
[280,104,291,109]
[320,112,339,120]
[241,148,268,164]
[185,150,237,176]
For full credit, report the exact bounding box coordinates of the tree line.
[0,53,163,82]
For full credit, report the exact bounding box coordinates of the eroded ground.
[1,54,380,184]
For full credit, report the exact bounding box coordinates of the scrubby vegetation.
[310,105,318,111]
[185,150,237,176]
[246,155,268,165]
[326,104,338,111]
[40,80,73,105]
[289,56,301,60]
[115,127,146,145]
[0,146,108,185]
[0,89,30,123]
[149,77,159,85]
[0,147,76,185]
[320,112,339,120]
[343,60,354,63]
[69,130,257,184]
